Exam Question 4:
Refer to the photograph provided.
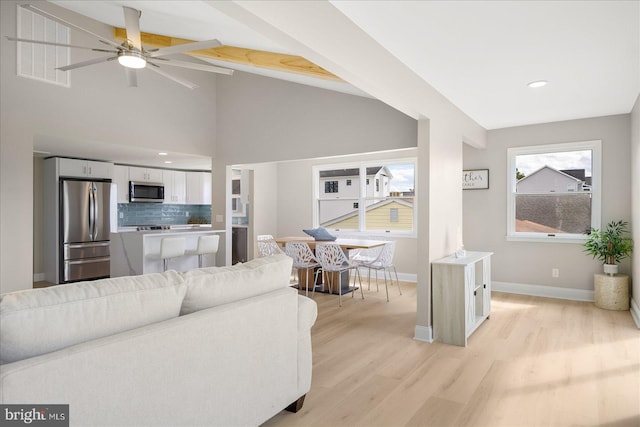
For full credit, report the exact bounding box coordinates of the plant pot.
[594,273,629,310]
[603,264,618,276]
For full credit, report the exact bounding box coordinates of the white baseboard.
[33,273,45,282]
[413,325,433,343]
[397,272,417,283]
[631,299,640,329]
[493,281,594,302]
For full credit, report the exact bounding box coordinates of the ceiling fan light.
[527,80,548,88]
[118,51,146,69]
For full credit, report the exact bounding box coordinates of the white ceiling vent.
[17,5,70,87]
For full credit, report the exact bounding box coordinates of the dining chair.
[257,235,284,257]
[356,241,401,302]
[285,242,322,297]
[315,242,363,307]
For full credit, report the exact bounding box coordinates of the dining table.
[275,236,388,295]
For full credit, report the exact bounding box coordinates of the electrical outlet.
[119,212,123,219]
[185,211,189,217]
[552,268,559,278]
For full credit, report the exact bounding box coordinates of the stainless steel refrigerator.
[60,179,111,283]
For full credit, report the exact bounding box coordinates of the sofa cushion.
[179,254,293,315]
[0,271,186,364]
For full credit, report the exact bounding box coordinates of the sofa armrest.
[296,295,317,398]
[298,295,318,335]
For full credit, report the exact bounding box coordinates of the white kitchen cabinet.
[163,170,186,204]
[432,251,492,347]
[58,158,113,179]
[129,166,163,183]
[186,171,211,205]
[113,165,130,203]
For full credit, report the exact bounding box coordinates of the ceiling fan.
[6,4,234,89]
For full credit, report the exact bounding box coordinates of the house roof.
[517,165,584,185]
[319,166,391,179]
[322,198,413,227]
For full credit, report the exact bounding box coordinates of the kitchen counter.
[111,229,225,277]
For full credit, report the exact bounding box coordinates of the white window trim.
[506,140,601,243]
[312,157,417,237]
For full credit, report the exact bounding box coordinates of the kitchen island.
[110,228,225,277]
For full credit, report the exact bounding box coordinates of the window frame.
[506,140,602,243]
[313,157,417,237]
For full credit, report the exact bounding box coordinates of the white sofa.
[0,254,317,426]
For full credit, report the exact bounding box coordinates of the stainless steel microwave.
[129,181,164,203]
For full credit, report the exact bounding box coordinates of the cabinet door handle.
[474,290,477,296]
[483,284,486,289]
[88,167,92,175]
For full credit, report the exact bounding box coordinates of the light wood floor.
[265,281,640,427]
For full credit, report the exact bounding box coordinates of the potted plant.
[584,220,633,276]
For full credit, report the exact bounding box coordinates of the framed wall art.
[462,169,489,190]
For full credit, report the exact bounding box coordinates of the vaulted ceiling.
[52,0,639,130]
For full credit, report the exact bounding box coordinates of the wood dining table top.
[275,236,388,250]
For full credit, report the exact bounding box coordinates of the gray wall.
[215,71,417,165]
[631,95,639,322]
[213,70,417,266]
[463,114,632,291]
[1,0,218,293]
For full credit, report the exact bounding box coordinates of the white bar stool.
[148,237,186,271]
[186,235,220,268]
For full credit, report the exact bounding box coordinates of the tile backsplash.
[118,203,211,227]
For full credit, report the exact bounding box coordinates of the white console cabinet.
[432,251,493,347]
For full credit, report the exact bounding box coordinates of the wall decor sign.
[462,169,489,190]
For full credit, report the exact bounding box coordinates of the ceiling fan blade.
[20,4,122,50]
[125,68,138,87]
[6,36,116,53]
[149,39,222,58]
[146,65,198,90]
[151,59,233,75]
[57,55,115,72]
[122,6,142,50]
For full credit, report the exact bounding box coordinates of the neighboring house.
[319,166,392,223]
[322,198,414,231]
[515,166,592,234]
[516,165,586,193]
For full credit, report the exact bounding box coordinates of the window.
[507,140,601,242]
[314,159,416,234]
[324,181,338,193]
[346,179,352,186]
[390,208,399,222]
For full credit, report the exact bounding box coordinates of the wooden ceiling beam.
[114,28,341,81]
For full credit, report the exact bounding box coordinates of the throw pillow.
[302,227,336,241]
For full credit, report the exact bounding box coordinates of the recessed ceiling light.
[164,160,172,164]
[527,80,548,88]
[158,152,168,156]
